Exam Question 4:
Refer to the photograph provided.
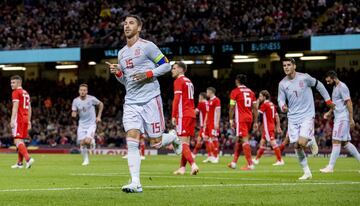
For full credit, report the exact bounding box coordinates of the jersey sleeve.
[71,99,77,112]
[12,90,20,102]
[258,103,266,113]
[144,42,170,77]
[91,96,101,105]
[173,79,183,94]
[229,89,236,105]
[277,83,286,112]
[304,73,331,102]
[340,84,351,101]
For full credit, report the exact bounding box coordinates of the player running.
[106,15,181,193]
[171,62,199,175]
[10,75,35,169]
[192,92,209,158]
[320,70,360,173]
[278,58,334,180]
[252,90,284,166]
[202,87,221,164]
[71,84,104,166]
[227,74,257,170]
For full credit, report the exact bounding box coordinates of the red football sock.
[273,145,282,161]
[232,142,242,163]
[193,141,202,155]
[256,146,266,160]
[205,140,213,156]
[140,142,145,156]
[242,143,253,166]
[18,152,24,164]
[180,153,187,167]
[279,143,286,153]
[182,143,195,165]
[212,138,219,158]
[17,142,30,162]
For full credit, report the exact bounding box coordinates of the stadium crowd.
[1,0,359,49]
[0,68,359,151]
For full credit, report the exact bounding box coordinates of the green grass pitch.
[0,154,359,206]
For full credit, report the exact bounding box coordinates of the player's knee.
[297,138,307,147]
[149,138,161,149]
[127,129,141,139]
[341,141,349,147]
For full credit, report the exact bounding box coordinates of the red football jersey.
[172,75,196,118]
[12,87,30,124]
[206,96,221,128]
[196,100,208,127]
[230,85,256,122]
[259,100,277,133]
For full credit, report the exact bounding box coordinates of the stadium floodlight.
[233,58,259,63]
[2,66,26,71]
[206,60,213,64]
[88,61,96,66]
[182,60,195,65]
[55,65,78,69]
[285,53,304,57]
[233,55,249,59]
[300,56,328,61]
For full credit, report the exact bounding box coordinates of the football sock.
[279,143,286,153]
[80,145,88,162]
[18,152,24,164]
[140,142,145,156]
[256,146,266,160]
[242,142,253,166]
[272,145,282,161]
[182,143,195,165]
[212,138,219,158]
[344,143,360,162]
[205,140,213,157]
[295,148,310,173]
[160,133,177,147]
[17,142,30,162]
[232,142,242,163]
[193,141,202,155]
[127,138,141,184]
[328,144,341,168]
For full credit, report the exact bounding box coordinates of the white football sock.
[80,145,88,161]
[344,143,360,162]
[127,139,141,184]
[329,144,341,168]
[306,137,315,147]
[295,148,310,173]
[160,133,177,147]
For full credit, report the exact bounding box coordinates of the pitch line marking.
[0,182,359,193]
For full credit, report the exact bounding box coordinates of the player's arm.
[10,101,19,129]
[171,81,182,126]
[71,100,77,118]
[28,102,32,130]
[275,113,282,133]
[252,97,259,124]
[346,99,355,129]
[132,43,170,81]
[96,101,104,123]
[277,83,288,112]
[229,99,235,127]
[305,74,334,108]
[214,106,221,130]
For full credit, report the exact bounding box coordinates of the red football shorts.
[236,121,252,137]
[12,122,28,139]
[262,129,275,141]
[176,117,196,137]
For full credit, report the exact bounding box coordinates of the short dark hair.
[260,90,270,100]
[281,57,296,65]
[10,75,22,81]
[236,74,247,85]
[325,70,338,79]
[207,87,216,94]
[199,92,207,99]
[174,61,187,72]
[79,83,88,88]
[125,14,143,27]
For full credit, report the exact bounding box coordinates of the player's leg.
[140,136,146,160]
[343,141,360,162]
[240,122,254,170]
[320,139,340,173]
[270,139,284,166]
[192,135,202,158]
[203,134,214,163]
[77,128,88,165]
[279,133,289,153]
[304,118,318,155]
[253,138,266,165]
[211,132,220,163]
[121,104,143,193]
[13,122,34,169]
[227,137,242,169]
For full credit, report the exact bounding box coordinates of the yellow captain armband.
[230,99,236,106]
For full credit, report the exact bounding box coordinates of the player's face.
[79,86,88,97]
[206,90,212,98]
[282,61,296,76]
[171,64,182,78]
[123,17,141,38]
[325,76,335,86]
[10,79,20,90]
[258,93,265,103]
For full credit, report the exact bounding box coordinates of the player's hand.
[10,122,15,129]
[171,117,177,126]
[276,126,282,134]
[229,119,234,128]
[350,118,355,129]
[105,61,120,74]
[131,70,154,81]
[253,122,259,131]
[282,104,288,113]
[323,111,332,120]
[96,117,102,123]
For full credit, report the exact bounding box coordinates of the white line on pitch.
[0,182,359,193]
